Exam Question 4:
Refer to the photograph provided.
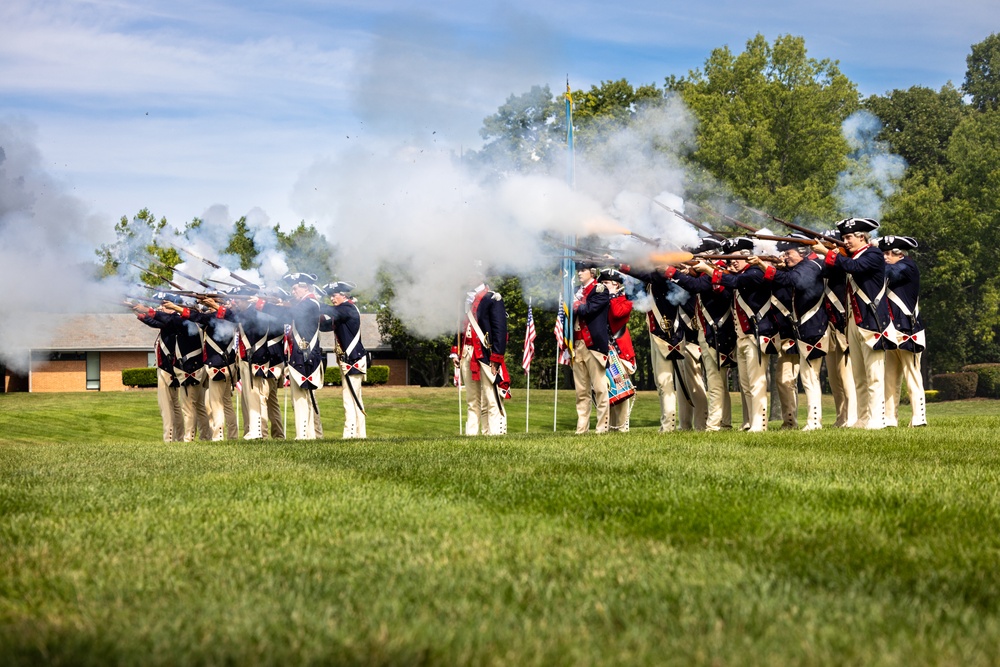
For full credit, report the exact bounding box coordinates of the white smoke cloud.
[291,100,701,338]
[834,110,908,219]
[0,118,130,372]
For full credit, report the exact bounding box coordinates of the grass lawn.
[2,388,1000,665]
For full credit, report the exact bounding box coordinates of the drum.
[606,345,635,405]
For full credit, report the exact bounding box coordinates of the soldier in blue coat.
[231,287,284,440]
[618,261,688,433]
[259,274,324,440]
[474,283,510,436]
[693,237,776,431]
[665,261,736,431]
[321,281,369,439]
[134,299,182,441]
[819,229,858,428]
[753,233,829,430]
[812,218,893,430]
[878,236,927,427]
[572,264,611,434]
[184,295,239,440]
[150,299,211,441]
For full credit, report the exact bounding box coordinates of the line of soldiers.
[133,273,369,442]
[569,216,926,433]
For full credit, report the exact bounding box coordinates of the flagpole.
[456,323,463,435]
[556,76,576,432]
[525,298,531,433]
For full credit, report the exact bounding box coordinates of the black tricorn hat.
[692,237,725,254]
[230,283,261,296]
[597,269,624,284]
[877,235,918,252]
[775,232,815,252]
[723,237,755,254]
[323,281,357,295]
[282,272,318,286]
[835,217,880,235]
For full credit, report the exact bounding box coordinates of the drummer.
[601,269,637,432]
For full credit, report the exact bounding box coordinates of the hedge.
[325,365,390,386]
[122,367,157,388]
[930,372,978,401]
[960,363,1000,399]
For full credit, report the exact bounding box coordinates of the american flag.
[522,306,537,372]
[554,297,572,365]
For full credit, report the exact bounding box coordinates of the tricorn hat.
[282,272,318,286]
[323,281,357,295]
[877,235,918,252]
[835,218,880,235]
[597,269,624,284]
[692,237,725,254]
[775,232,815,252]
[723,237,755,254]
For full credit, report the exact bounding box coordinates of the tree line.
[99,32,1000,385]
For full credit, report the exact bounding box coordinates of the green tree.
[96,208,180,287]
[224,216,259,270]
[571,78,663,145]
[882,110,1000,369]
[963,33,1000,112]
[863,85,967,175]
[274,222,333,282]
[668,34,860,220]
[471,85,564,177]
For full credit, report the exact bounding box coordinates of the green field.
[2,389,1000,665]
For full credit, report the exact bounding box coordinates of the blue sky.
[1,0,997,238]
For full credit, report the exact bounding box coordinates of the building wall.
[30,351,150,392]
[101,352,150,391]
[375,357,408,386]
[31,359,86,392]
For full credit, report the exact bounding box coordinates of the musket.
[124,294,164,305]
[625,230,661,247]
[650,199,726,239]
[145,256,215,290]
[748,233,823,245]
[127,262,187,292]
[686,201,760,234]
[691,253,781,262]
[170,243,257,286]
[204,276,244,289]
[741,204,848,249]
[542,236,616,260]
[150,287,259,302]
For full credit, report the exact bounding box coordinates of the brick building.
[2,312,407,392]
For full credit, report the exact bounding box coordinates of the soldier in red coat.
[600,269,636,432]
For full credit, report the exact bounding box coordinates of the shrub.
[324,365,390,386]
[930,372,978,401]
[122,367,157,388]
[925,390,940,403]
[960,363,1000,398]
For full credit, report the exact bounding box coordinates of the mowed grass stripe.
[2,391,1000,665]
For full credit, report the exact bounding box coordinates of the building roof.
[25,312,388,352]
